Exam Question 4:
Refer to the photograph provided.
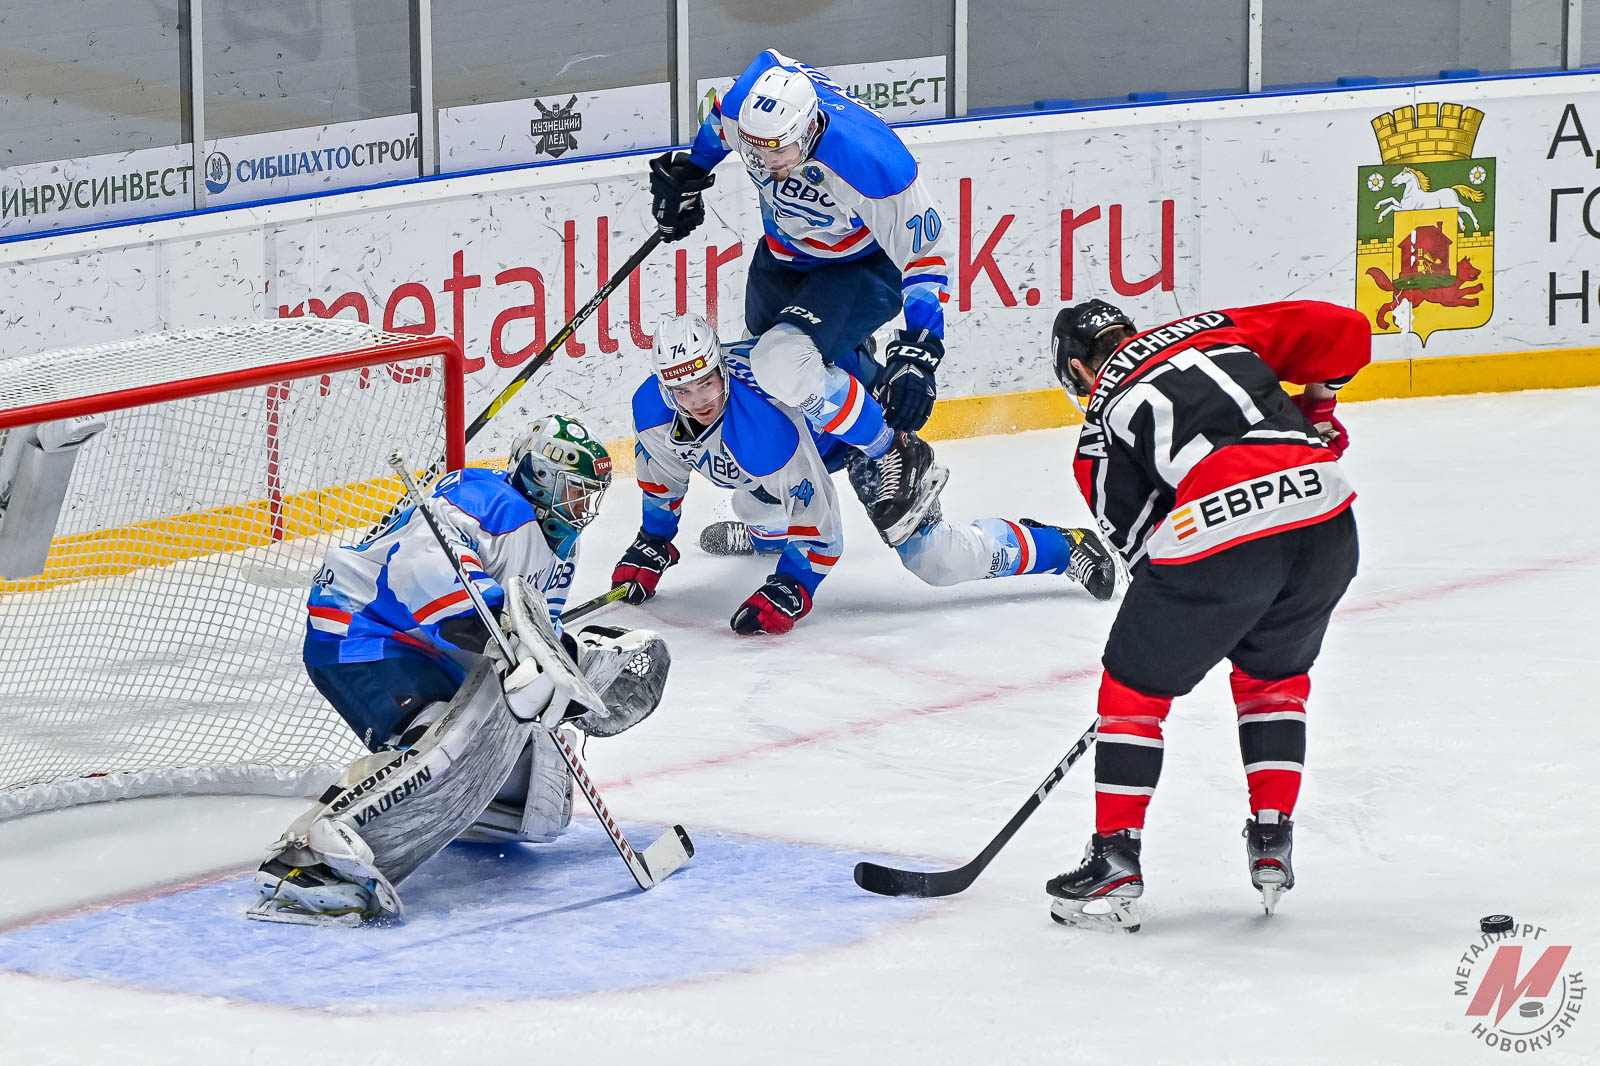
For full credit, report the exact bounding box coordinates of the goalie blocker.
[250,609,671,927]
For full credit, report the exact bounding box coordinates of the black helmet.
[1051,300,1135,394]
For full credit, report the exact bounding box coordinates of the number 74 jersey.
[1074,300,1370,568]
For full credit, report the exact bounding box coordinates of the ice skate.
[1045,829,1144,932]
[248,858,383,927]
[1244,814,1294,916]
[849,431,947,547]
[1020,518,1117,600]
[699,520,754,556]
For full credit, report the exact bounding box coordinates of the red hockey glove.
[612,532,679,604]
[1291,391,1349,459]
[730,572,813,635]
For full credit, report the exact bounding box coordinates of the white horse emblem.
[1373,166,1484,232]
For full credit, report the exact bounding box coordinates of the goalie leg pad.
[571,624,672,737]
[256,659,539,920]
[458,728,575,843]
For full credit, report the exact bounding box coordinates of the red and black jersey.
[1073,300,1370,567]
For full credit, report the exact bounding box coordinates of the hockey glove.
[612,531,680,604]
[649,152,714,243]
[879,329,944,432]
[1290,390,1349,459]
[730,572,813,636]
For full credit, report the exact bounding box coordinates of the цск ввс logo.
[1356,102,1494,345]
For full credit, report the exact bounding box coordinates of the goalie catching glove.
[730,572,812,635]
[612,530,679,604]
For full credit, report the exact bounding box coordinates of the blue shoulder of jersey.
[717,49,788,124]
[721,375,800,479]
[437,467,538,537]
[812,100,919,200]
[631,376,675,432]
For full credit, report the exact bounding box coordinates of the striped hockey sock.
[1094,671,1173,834]
[1231,667,1308,816]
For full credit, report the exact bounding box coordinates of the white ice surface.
[2,388,1598,1064]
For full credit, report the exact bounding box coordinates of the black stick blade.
[853,860,969,898]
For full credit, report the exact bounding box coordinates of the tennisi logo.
[1454,922,1584,1053]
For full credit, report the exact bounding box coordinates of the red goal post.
[0,319,463,819]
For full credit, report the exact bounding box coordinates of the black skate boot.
[248,858,381,927]
[1020,518,1118,601]
[1046,829,1144,932]
[848,431,948,547]
[1244,814,1294,916]
[699,520,754,556]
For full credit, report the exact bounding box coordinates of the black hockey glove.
[649,151,714,243]
[612,530,680,604]
[730,572,813,636]
[878,329,944,432]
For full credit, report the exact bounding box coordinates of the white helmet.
[652,313,723,393]
[736,66,820,178]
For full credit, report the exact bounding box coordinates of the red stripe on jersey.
[764,234,799,259]
[821,375,861,433]
[802,226,871,253]
[788,525,820,537]
[806,550,840,566]
[414,588,470,623]
[907,256,946,270]
[637,479,671,494]
[1174,444,1336,505]
[307,606,352,623]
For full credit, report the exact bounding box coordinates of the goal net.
[0,319,463,819]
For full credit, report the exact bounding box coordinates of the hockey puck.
[1480,914,1515,934]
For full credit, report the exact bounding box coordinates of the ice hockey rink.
[1,387,1596,1065]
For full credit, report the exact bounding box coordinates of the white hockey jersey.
[689,49,951,338]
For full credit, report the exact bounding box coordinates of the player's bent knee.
[750,323,826,406]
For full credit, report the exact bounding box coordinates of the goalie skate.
[1045,829,1144,933]
[248,858,384,928]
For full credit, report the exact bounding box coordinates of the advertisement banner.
[439,84,672,173]
[7,75,1600,453]
[0,144,193,238]
[202,115,422,206]
[695,55,949,128]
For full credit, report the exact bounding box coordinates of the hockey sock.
[1094,671,1172,834]
[1231,667,1308,817]
[1007,519,1071,575]
[811,365,893,456]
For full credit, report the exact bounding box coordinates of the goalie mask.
[1052,300,1136,400]
[737,66,822,181]
[509,414,612,554]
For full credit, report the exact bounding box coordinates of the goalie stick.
[853,723,1096,898]
[387,451,693,890]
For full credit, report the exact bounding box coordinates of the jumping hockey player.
[646,48,948,547]
[610,315,1117,637]
[250,414,671,925]
[1043,299,1367,930]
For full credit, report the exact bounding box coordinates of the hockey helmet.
[1052,300,1136,396]
[736,66,821,179]
[652,313,728,420]
[508,413,612,554]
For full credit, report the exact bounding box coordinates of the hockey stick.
[853,723,1096,898]
[561,585,629,625]
[386,452,693,890]
[367,226,675,537]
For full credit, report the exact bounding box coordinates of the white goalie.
[249,416,676,926]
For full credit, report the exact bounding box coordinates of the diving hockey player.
[1043,299,1367,930]
[647,48,948,547]
[250,415,671,925]
[610,315,1117,636]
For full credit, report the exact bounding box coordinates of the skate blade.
[1048,896,1142,933]
[880,464,950,547]
[1258,883,1287,917]
[246,898,365,928]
